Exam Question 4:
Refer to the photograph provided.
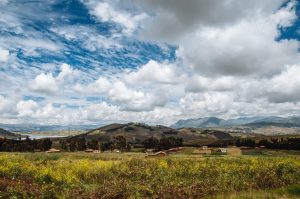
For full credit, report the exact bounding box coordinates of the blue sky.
[0,0,300,125]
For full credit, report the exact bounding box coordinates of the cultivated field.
[0,149,300,198]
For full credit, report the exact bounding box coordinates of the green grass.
[0,152,300,198]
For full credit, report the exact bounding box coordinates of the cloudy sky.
[0,0,300,125]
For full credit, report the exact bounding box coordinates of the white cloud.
[271,1,297,28]
[84,1,147,34]
[30,73,58,94]
[56,63,80,82]
[0,95,11,113]
[186,75,239,92]
[0,48,9,62]
[16,100,38,117]
[267,65,300,103]
[124,60,184,85]
[177,15,299,77]
[30,63,80,95]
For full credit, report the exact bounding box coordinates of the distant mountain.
[0,123,102,132]
[246,116,300,128]
[172,117,225,129]
[0,128,21,139]
[171,116,300,129]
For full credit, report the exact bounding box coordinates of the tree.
[101,141,115,151]
[69,140,77,152]
[59,140,68,151]
[87,139,99,150]
[143,137,159,149]
[114,135,127,151]
[41,139,52,151]
[77,137,87,151]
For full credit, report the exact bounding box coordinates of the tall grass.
[0,153,299,198]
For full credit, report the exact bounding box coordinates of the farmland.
[0,149,300,198]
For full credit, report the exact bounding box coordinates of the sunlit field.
[0,149,300,198]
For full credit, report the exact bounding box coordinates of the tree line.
[59,135,132,152]
[237,138,300,150]
[0,137,52,152]
[143,136,183,151]
[209,137,300,150]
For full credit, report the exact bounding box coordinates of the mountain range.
[1,116,300,134]
[171,116,300,129]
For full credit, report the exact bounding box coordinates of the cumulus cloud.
[30,73,58,94]
[178,5,299,77]
[30,63,80,95]
[73,60,184,111]
[124,60,184,85]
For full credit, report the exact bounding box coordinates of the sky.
[0,0,300,126]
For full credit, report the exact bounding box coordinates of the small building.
[113,149,120,153]
[46,148,60,153]
[202,146,208,150]
[218,148,227,153]
[85,149,94,153]
[210,148,227,155]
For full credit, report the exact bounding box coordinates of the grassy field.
[0,149,300,198]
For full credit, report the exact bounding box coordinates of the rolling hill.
[66,123,233,146]
[70,123,178,143]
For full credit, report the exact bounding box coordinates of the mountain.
[246,116,300,128]
[65,122,234,146]
[171,116,300,129]
[172,117,226,129]
[70,122,179,143]
[0,128,22,139]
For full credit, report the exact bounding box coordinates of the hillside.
[70,123,179,143]
[66,123,234,146]
[0,128,21,139]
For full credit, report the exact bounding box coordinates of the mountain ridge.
[171,116,300,129]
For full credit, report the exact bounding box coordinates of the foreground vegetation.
[0,152,300,198]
